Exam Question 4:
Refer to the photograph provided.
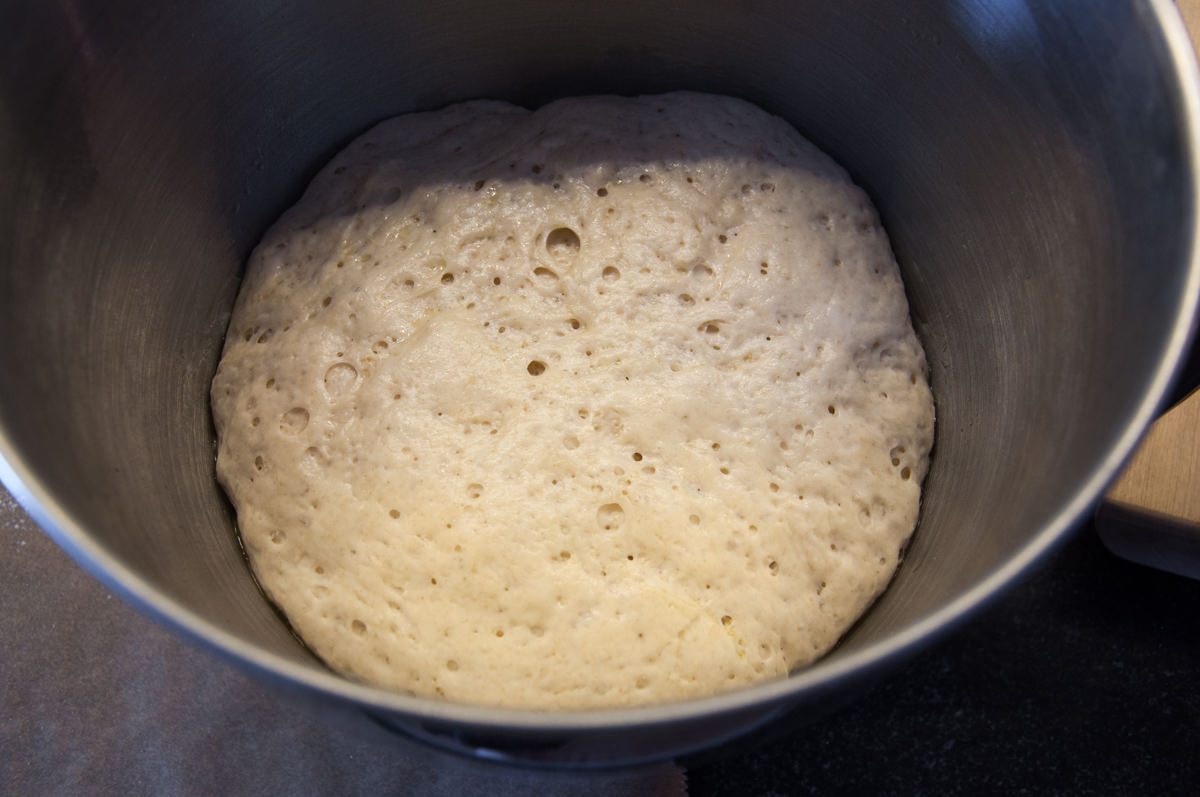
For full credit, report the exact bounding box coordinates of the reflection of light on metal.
[952,0,1040,60]
[58,0,97,65]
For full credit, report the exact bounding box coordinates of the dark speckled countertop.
[3,480,1197,795]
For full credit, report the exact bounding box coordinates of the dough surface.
[211,92,935,709]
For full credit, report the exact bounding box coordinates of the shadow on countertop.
[684,519,1200,795]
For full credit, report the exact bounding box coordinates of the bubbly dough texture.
[211,92,935,709]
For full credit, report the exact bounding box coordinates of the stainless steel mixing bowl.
[2,0,1198,767]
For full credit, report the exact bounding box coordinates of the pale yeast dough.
[211,92,935,709]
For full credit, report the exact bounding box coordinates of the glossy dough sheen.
[211,93,935,709]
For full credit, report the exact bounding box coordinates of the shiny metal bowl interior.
[2,0,1198,766]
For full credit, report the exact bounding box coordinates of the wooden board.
[1103,388,1200,526]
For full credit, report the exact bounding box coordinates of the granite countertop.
[3,481,1197,795]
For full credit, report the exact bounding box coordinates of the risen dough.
[211,92,935,709]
